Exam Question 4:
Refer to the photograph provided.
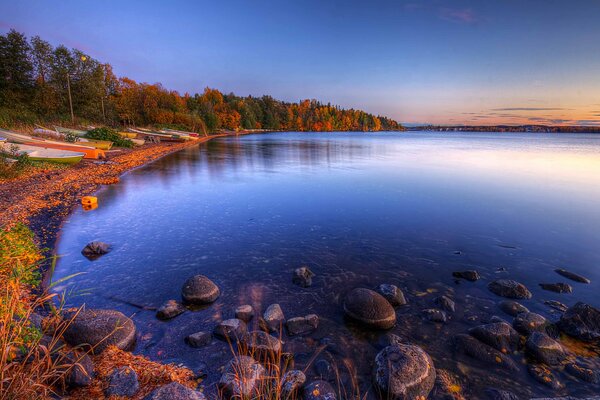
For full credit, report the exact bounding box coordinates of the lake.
[52,131,600,398]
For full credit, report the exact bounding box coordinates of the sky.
[2,0,600,126]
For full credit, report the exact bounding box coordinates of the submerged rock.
[488,279,532,299]
[156,300,185,320]
[434,295,456,312]
[81,241,111,260]
[63,309,136,354]
[376,284,407,306]
[185,331,211,348]
[286,314,319,336]
[469,322,520,353]
[525,332,567,365]
[558,302,600,342]
[422,308,447,323]
[343,288,396,329]
[293,266,315,287]
[373,344,436,400]
[264,304,285,332]
[513,312,548,336]
[539,282,573,293]
[498,300,529,317]
[453,334,519,371]
[181,275,220,305]
[219,356,265,398]
[452,270,481,281]
[303,380,337,400]
[554,268,591,284]
[214,319,247,342]
[105,366,139,397]
[281,369,306,396]
[527,364,562,390]
[565,362,600,383]
[235,304,254,322]
[143,382,205,400]
[245,330,282,354]
[545,300,568,313]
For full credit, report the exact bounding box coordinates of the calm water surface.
[53,132,600,398]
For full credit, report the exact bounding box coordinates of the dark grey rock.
[314,358,334,381]
[490,315,509,324]
[452,270,481,281]
[264,304,285,332]
[422,308,447,323]
[303,380,337,400]
[185,331,211,348]
[484,388,519,400]
[527,364,562,390]
[558,302,600,342]
[488,279,532,299]
[156,300,185,320]
[286,314,319,336]
[513,312,548,336]
[235,304,254,322]
[469,322,520,353]
[376,284,407,306]
[434,295,456,312]
[282,369,306,395]
[565,362,600,383]
[293,266,315,287]
[219,356,265,398]
[63,309,136,354]
[373,344,436,400]
[143,382,206,400]
[62,350,93,388]
[453,334,519,371]
[214,319,247,342]
[433,369,464,400]
[539,283,573,293]
[498,300,529,317]
[525,332,567,365]
[344,288,396,329]
[105,366,139,397]
[81,241,111,260]
[181,275,220,305]
[554,268,591,284]
[245,330,282,354]
[545,300,568,313]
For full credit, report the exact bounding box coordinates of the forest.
[0,30,402,133]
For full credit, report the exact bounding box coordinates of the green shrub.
[85,127,133,148]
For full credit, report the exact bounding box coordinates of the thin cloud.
[491,107,569,111]
[439,8,478,24]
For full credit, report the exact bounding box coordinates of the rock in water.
[303,380,337,400]
[286,314,319,336]
[373,344,436,400]
[343,288,396,329]
[452,270,481,281]
[554,268,591,284]
[245,330,282,354]
[214,319,247,342]
[105,366,139,397]
[81,241,111,260]
[469,322,520,353]
[434,295,456,312]
[488,279,532,299]
[527,364,562,390]
[281,370,306,396]
[565,362,600,383]
[422,308,447,323]
[235,304,254,322]
[181,275,220,304]
[434,369,465,400]
[558,302,600,342]
[498,300,529,317]
[484,388,520,400]
[219,356,265,398]
[293,266,315,287]
[513,312,548,336]
[143,382,206,400]
[156,300,185,320]
[453,334,519,371]
[525,332,567,365]
[63,309,136,354]
[185,331,212,348]
[263,304,285,332]
[376,284,407,306]
[539,283,573,293]
[544,300,568,313]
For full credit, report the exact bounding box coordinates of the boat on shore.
[54,126,114,150]
[127,127,187,143]
[0,128,105,159]
[160,128,200,138]
[0,142,85,164]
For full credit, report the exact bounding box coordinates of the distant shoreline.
[408,125,600,133]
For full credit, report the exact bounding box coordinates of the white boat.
[0,142,85,164]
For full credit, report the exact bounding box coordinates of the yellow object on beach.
[81,196,98,206]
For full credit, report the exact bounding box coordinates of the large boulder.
[452,270,481,281]
[181,275,220,304]
[373,344,436,400]
[63,309,136,354]
[376,284,407,307]
[105,366,139,397]
[525,332,567,365]
[469,322,520,353]
[286,314,319,336]
[453,334,519,371]
[303,380,337,400]
[343,288,396,329]
[539,283,572,293]
[488,279,532,299]
[219,356,265,398]
[264,304,285,332]
[513,312,548,336]
[143,382,205,400]
[558,302,600,342]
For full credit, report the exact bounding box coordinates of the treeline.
[0,30,402,133]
